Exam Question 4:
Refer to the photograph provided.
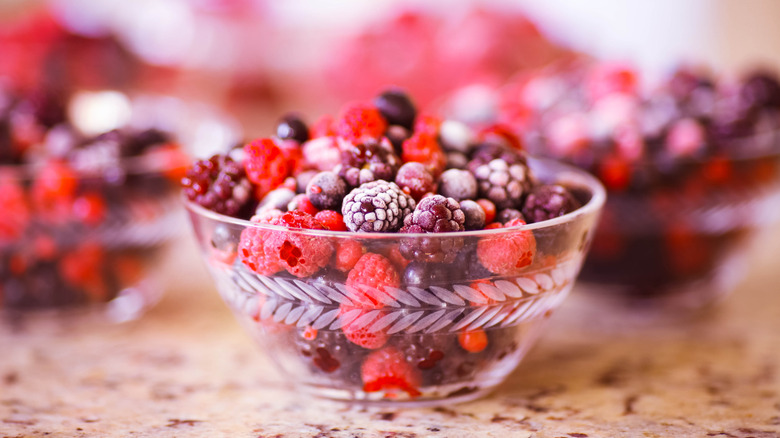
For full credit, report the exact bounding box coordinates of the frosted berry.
[339,305,389,349]
[522,184,581,224]
[335,103,388,142]
[402,131,447,177]
[361,347,422,397]
[459,200,485,231]
[373,89,417,130]
[287,194,319,216]
[342,180,414,233]
[182,154,254,217]
[346,252,400,308]
[262,210,334,277]
[302,136,341,171]
[256,187,295,213]
[395,161,435,202]
[477,218,536,275]
[306,171,347,211]
[470,157,530,209]
[276,113,310,144]
[337,137,401,187]
[243,138,291,199]
[314,209,347,232]
[496,208,523,225]
[333,240,363,272]
[438,168,478,201]
[399,195,465,263]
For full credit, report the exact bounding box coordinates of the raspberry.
[401,131,446,177]
[346,253,400,308]
[310,115,336,138]
[306,171,347,210]
[477,218,536,275]
[413,114,442,137]
[337,137,401,187]
[314,210,347,232]
[587,62,639,101]
[33,160,78,202]
[437,168,478,201]
[181,154,254,217]
[373,89,417,130]
[302,136,341,171]
[333,240,363,272]
[522,184,581,224]
[335,103,388,142]
[264,210,333,277]
[339,305,389,349]
[399,195,465,263]
[276,113,310,144]
[361,347,422,397]
[342,180,414,233]
[239,211,333,277]
[243,138,291,199]
[394,161,435,202]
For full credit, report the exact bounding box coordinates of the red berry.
[288,194,319,216]
[458,329,489,353]
[0,172,30,241]
[243,138,291,199]
[302,326,318,340]
[587,63,639,101]
[263,210,334,277]
[72,193,107,226]
[238,215,283,276]
[401,132,446,177]
[60,242,107,301]
[33,160,77,202]
[339,305,388,349]
[413,114,442,136]
[277,138,305,176]
[477,218,536,275]
[333,240,363,272]
[314,210,347,231]
[394,161,435,202]
[310,114,336,138]
[478,124,524,151]
[361,347,421,397]
[599,154,632,191]
[346,253,400,308]
[335,103,387,142]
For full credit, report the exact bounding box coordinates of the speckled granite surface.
[2,235,780,438]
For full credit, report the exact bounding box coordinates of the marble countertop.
[2,233,780,438]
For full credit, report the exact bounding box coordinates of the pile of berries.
[184,88,586,399]
[485,62,780,296]
[0,87,188,310]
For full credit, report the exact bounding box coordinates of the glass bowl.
[0,91,238,322]
[186,157,605,406]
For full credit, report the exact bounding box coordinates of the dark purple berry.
[740,71,780,110]
[403,261,449,289]
[521,184,581,224]
[373,89,417,130]
[306,171,347,210]
[399,195,465,263]
[341,180,414,232]
[181,154,254,217]
[470,158,530,209]
[276,113,310,144]
[337,137,401,187]
[459,200,485,230]
[438,169,478,201]
[386,125,411,156]
[496,208,524,225]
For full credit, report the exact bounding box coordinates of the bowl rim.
[185,156,607,239]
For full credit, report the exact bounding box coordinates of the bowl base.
[299,381,498,408]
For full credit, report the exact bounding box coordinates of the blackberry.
[336,137,401,187]
[438,169,478,201]
[373,89,417,130]
[470,157,531,210]
[342,180,414,232]
[306,171,347,210]
[740,71,780,111]
[276,113,310,144]
[181,154,254,217]
[521,184,581,224]
[459,200,486,231]
[399,195,465,263]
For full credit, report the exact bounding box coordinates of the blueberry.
[373,89,417,130]
[459,200,485,230]
[306,171,347,211]
[276,113,310,144]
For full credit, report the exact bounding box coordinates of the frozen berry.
[314,209,347,231]
[477,218,536,275]
[306,171,347,211]
[395,162,435,202]
[373,89,417,130]
[256,187,296,213]
[337,137,401,187]
[263,210,333,277]
[399,195,465,263]
[476,199,496,224]
[243,138,291,199]
[182,154,254,217]
[311,114,336,138]
[342,180,414,233]
[459,200,485,231]
[335,103,388,142]
[402,131,446,177]
[470,158,530,209]
[438,168,478,201]
[346,252,400,308]
[339,305,389,349]
[333,240,363,272]
[496,208,523,225]
[385,125,411,156]
[458,329,488,353]
[276,113,310,144]
[439,120,475,154]
[361,347,421,397]
[238,215,282,276]
[302,137,341,171]
[287,194,319,215]
[403,261,448,289]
